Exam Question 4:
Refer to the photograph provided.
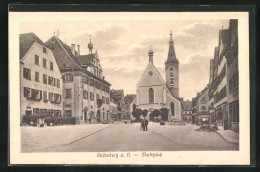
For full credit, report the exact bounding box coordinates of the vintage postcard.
[9,11,250,165]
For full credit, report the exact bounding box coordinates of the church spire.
[167,30,178,63]
[148,45,153,63]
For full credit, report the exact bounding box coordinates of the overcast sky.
[20,14,229,100]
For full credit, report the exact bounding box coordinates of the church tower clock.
[165,31,179,98]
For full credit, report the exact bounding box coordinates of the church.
[130,31,182,121]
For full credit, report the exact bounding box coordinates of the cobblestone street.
[21,122,238,152]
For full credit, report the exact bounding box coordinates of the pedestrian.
[192,115,195,126]
[89,118,91,124]
[144,117,149,131]
[130,118,133,125]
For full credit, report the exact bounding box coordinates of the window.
[102,96,105,103]
[43,91,47,102]
[49,92,54,102]
[94,68,96,75]
[65,89,72,99]
[43,47,46,53]
[96,94,100,100]
[33,108,40,116]
[83,90,88,99]
[106,97,109,104]
[64,110,72,117]
[35,55,39,65]
[24,87,42,101]
[102,85,105,91]
[43,58,47,68]
[57,79,60,88]
[149,88,154,103]
[89,79,94,86]
[50,62,53,71]
[35,72,39,82]
[48,76,55,86]
[90,92,94,100]
[200,97,207,104]
[62,74,73,83]
[23,68,31,80]
[170,80,173,87]
[43,74,47,84]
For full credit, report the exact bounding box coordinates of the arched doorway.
[171,102,175,116]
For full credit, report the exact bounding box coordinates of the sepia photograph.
[9,11,250,165]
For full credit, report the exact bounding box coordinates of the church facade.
[130,32,182,121]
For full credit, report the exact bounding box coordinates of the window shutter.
[24,87,27,97]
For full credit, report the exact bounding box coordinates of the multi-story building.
[192,85,209,124]
[226,19,239,133]
[20,33,63,125]
[182,100,192,122]
[124,94,136,119]
[110,89,127,120]
[45,35,111,124]
[208,19,239,132]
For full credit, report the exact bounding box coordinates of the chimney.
[77,44,80,56]
[71,44,75,56]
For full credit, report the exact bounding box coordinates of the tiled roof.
[77,54,95,66]
[45,36,111,86]
[45,36,82,71]
[19,32,46,60]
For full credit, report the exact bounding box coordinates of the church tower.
[165,31,179,98]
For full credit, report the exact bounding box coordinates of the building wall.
[61,71,110,123]
[20,42,63,124]
[137,85,166,105]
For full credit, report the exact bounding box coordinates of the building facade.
[182,100,192,122]
[192,85,209,124]
[45,35,111,124]
[208,19,239,132]
[130,32,182,121]
[110,90,127,120]
[20,33,63,125]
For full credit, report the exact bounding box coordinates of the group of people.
[140,117,149,131]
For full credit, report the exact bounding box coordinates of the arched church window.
[149,88,154,103]
[171,102,175,116]
[170,68,173,71]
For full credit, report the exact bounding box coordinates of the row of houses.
[20,32,128,125]
[192,19,239,133]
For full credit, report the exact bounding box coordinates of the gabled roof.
[19,32,46,60]
[45,36,82,71]
[77,54,95,66]
[137,62,166,87]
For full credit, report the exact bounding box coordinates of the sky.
[20,13,229,100]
